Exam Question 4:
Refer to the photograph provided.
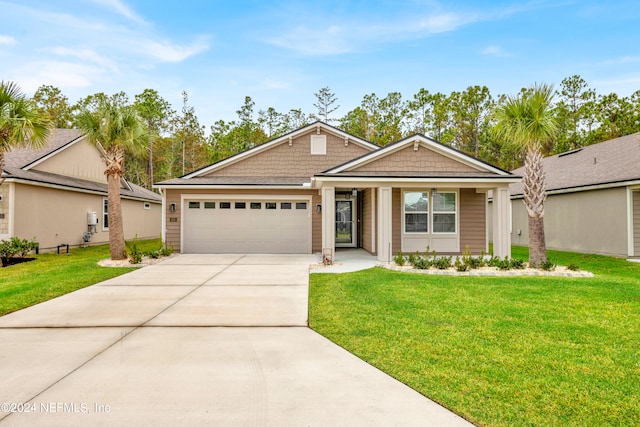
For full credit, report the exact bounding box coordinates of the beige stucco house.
[155,122,518,261]
[508,132,640,258]
[0,129,161,251]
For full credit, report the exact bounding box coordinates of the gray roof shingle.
[510,132,640,196]
[3,129,160,202]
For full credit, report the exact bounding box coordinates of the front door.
[336,199,356,247]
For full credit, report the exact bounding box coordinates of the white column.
[321,186,335,258]
[492,186,511,258]
[377,186,392,262]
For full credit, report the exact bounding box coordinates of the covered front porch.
[314,179,514,262]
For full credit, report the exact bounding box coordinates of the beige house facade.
[156,122,518,261]
[507,133,640,258]
[0,129,161,251]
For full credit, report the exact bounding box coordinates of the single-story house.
[155,122,518,261]
[508,132,640,258]
[0,129,162,251]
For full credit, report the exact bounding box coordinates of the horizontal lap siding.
[165,188,319,253]
[362,188,372,253]
[459,188,486,255]
[392,188,401,254]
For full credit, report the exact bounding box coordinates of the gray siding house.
[509,133,640,258]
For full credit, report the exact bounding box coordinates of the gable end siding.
[350,144,479,173]
[30,139,107,184]
[203,131,372,178]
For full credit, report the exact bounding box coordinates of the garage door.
[183,199,312,253]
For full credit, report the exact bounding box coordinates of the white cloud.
[481,45,511,57]
[0,35,16,45]
[89,0,147,24]
[600,55,640,65]
[47,46,119,71]
[135,37,210,62]
[268,25,351,56]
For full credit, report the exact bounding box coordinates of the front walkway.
[0,254,473,426]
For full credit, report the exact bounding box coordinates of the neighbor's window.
[404,192,428,233]
[103,198,109,230]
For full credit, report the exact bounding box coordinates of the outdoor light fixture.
[316,204,322,213]
[169,203,176,212]
[351,188,357,196]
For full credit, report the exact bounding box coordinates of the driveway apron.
[0,254,473,426]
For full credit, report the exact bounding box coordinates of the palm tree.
[76,97,147,260]
[0,81,52,181]
[493,83,558,267]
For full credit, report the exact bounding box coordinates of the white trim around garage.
[179,193,313,254]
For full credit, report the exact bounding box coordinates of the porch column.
[322,186,335,258]
[377,186,392,262]
[492,186,511,258]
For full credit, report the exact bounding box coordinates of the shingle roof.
[4,166,161,202]
[2,129,160,202]
[510,132,640,196]
[4,129,84,169]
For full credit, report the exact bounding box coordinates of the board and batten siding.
[164,188,320,253]
[634,190,640,256]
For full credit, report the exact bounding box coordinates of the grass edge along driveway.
[0,239,162,317]
[309,247,640,427]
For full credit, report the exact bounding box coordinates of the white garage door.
[183,199,312,254]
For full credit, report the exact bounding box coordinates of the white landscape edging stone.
[377,262,594,278]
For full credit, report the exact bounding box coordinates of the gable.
[349,143,480,174]
[28,137,107,184]
[202,129,373,178]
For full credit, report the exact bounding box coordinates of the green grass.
[0,239,163,316]
[309,247,640,427]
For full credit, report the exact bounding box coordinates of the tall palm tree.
[493,83,558,267]
[76,98,147,260]
[0,81,52,181]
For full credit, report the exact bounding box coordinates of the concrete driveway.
[0,254,473,426]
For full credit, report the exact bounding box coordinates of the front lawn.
[0,239,162,316]
[309,247,640,427]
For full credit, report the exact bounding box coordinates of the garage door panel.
[183,199,311,254]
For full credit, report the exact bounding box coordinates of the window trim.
[432,190,457,234]
[403,191,429,234]
[402,189,458,235]
[102,197,109,231]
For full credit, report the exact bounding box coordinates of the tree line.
[30,75,640,188]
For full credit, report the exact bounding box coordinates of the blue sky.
[1,0,639,127]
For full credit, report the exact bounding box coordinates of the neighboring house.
[0,129,162,251]
[155,122,518,261]
[508,132,640,258]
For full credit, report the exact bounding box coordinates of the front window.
[404,192,429,233]
[432,191,456,233]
